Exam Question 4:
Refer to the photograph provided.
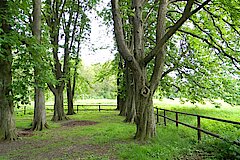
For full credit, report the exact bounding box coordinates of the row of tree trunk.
[0,0,79,141]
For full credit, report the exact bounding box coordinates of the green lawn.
[3,100,240,160]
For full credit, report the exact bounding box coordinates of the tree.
[32,0,48,130]
[63,0,91,115]
[111,0,240,141]
[111,0,221,140]
[45,0,69,121]
[45,0,95,120]
[0,0,17,140]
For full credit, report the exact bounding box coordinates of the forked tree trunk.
[112,0,211,141]
[31,0,48,131]
[0,0,17,141]
[134,80,156,140]
[52,87,67,121]
[46,0,69,121]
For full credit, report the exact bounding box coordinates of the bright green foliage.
[160,0,240,104]
[107,0,240,105]
[0,0,51,107]
[78,62,117,99]
[6,0,53,108]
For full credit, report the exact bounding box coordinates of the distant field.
[14,99,117,115]
[15,98,240,117]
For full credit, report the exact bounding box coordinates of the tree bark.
[67,80,75,115]
[112,0,156,140]
[119,61,128,116]
[32,88,48,130]
[134,91,156,140]
[31,0,48,131]
[124,68,136,123]
[0,0,17,140]
[117,56,125,111]
[0,59,17,140]
[51,87,67,121]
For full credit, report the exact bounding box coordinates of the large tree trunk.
[32,0,48,131]
[0,60,17,140]
[32,88,48,130]
[133,64,156,140]
[134,92,156,141]
[0,0,17,140]
[52,87,67,121]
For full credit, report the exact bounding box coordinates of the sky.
[80,1,115,66]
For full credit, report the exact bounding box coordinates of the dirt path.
[0,120,116,160]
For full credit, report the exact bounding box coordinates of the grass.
[4,99,240,160]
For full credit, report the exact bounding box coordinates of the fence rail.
[46,104,117,112]
[16,105,240,146]
[155,107,240,146]
[16,104,117,114]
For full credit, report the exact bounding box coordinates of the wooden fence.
[16,104,117,114]
[46,104,117,112]
[155,107,240,146]
[16,105,240,146]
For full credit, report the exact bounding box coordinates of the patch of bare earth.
[18,129,34,137]
[0,120,117,160]
[36,143,116,160]
[61,120,99,127]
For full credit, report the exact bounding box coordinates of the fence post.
[156,108,159,124]
[176,112,179,127]
[197,115,201,141]
[24,106,26,115]
[164,110,166,126]
[99,105,101,112]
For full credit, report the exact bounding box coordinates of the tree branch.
[111,0,142,75]
[144,0,211,65]
[178,28,240,70]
